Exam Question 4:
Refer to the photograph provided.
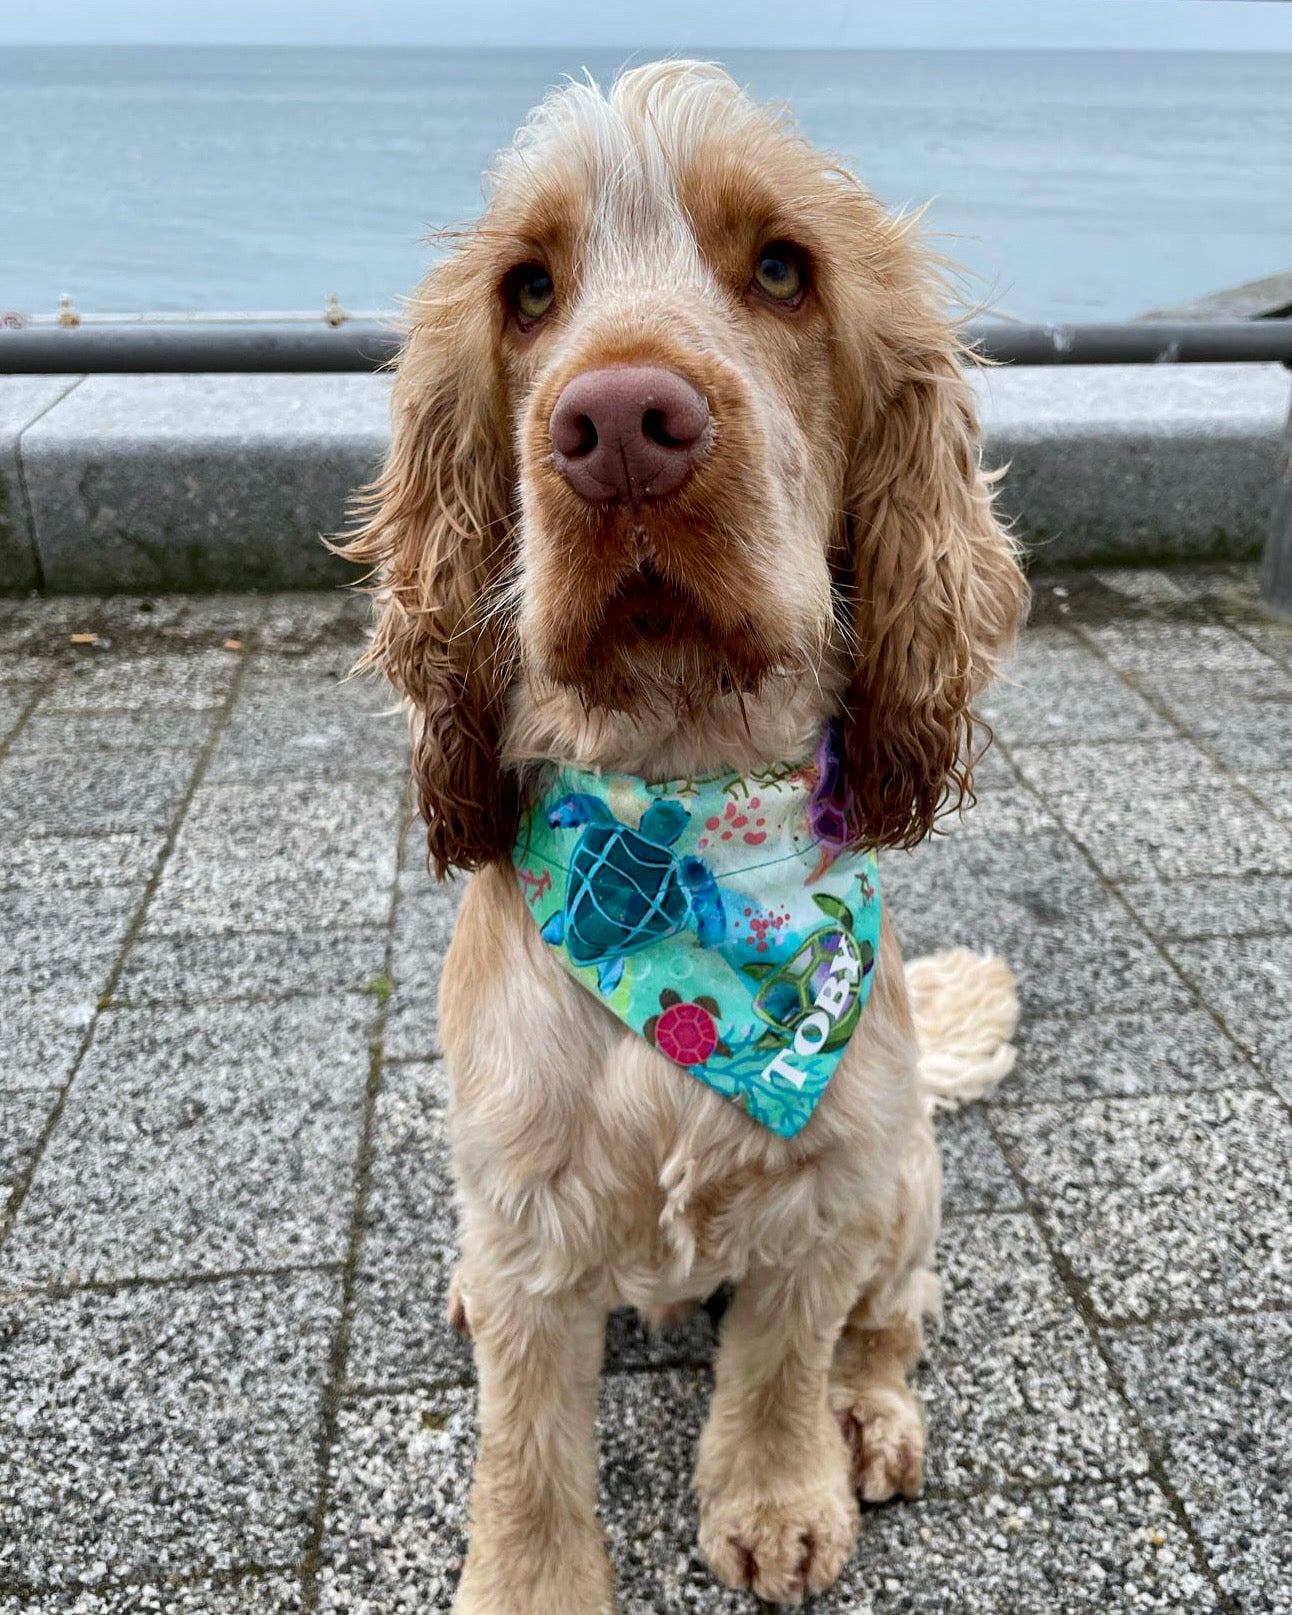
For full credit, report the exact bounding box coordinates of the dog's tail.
[905,948,1019,1109]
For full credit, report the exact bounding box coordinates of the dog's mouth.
[536,555,783,713]
[600,562,701,643]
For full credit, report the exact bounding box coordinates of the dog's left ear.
[839,295,1028,851]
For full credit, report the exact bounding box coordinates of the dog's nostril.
[641,408,671,447]
[569,414,598,457]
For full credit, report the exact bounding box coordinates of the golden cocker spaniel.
[342,60,1027,1613]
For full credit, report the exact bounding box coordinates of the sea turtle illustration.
[644,989,732,1067]
[744,892,874,1052]
[540,794,725,993]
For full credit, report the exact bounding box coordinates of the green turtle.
[744,892,875,1052]
[540,793,726,993]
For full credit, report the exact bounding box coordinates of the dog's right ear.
[336,254,519,879]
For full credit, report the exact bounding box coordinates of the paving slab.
[382,880,461,1062]
[0,831,162,892]
[936,747,1061,841]
[1109,1313,1292,1615]
[0,1009,90,1092]
[934,1107,1024,1214]
[145,777,403,936]
[0,595,265,656]
[346,1122,469,1392]
[0,681,36,745]
[0,653,67,691]
[993,1089,1292,1323]
[0,1576,303,1613]
[1169,933,1292,1088]
[1005,1007,1258,1102]
[41,648,242,711]
[981,630,1171,747]
[881,831,1192,1021]
[314,1385,475,1614]
[318,1375,1212,1615]
[0,1271,339,1588]
[368,1060,451,1158]
[1010,738,1292,883]
[1,881,145,1088]
[113,928,390,1007]
[0,748,197,837]
[920,1214,1147,1490]
[2,883,142,1000]
[603,1301,722,1372]
[1240,613,1292,674]
[1244,767,1292,827]
[1080,618,1279,676]
[205,673,405,784]
[0,997,373,1289]
[1118,872,1292,941]
[0,1088,59,1184]
[820,1479,1220,1615]
[257,590,374,649]
[10,708,215,755]
[1124,661,1292,774]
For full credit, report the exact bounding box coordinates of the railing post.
[1261,387,1292,616]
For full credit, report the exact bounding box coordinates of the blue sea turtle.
[540,794,725,993]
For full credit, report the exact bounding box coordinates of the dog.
[340,60,1028,1613]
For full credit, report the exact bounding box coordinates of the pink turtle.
[644,989,731,1067]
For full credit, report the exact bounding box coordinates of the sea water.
[1,45,1289,320]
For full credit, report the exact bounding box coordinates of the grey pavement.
[1,566,1290,1612]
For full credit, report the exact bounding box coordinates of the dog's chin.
[539,567,783,715]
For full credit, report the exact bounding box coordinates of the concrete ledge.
[1,363,1288,593]
[976,363,1291,565]
[17,374,391,593]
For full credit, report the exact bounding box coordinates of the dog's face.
[493,82,864,710]
[344,63,1027,877]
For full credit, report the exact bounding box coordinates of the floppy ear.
[840,309,1027,851]
[336,257,519,878]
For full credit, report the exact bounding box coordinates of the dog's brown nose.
[549,366,710,503]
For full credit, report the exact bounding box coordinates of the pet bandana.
[511,723,881,1138]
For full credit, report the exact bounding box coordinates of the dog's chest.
[456,1019,868,1306]
[442,867,877,1303]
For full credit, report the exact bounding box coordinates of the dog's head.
[343,62,1027,878]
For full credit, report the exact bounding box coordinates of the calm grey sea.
[2,45,1289,320]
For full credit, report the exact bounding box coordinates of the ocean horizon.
[2,44,1290,321]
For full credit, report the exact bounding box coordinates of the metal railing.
[0,321,400,373]
[3,317,1292,374]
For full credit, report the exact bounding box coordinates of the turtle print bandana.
[511,722,882,1138]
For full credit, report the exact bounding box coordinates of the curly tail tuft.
[905,947,1020,1110]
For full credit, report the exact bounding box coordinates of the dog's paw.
[833,1384,926,1503]
[698,1483,859,1605]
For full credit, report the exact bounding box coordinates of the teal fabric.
[511,738,881,1137]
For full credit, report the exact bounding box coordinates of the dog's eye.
[509,263,555,324]
[752,244,805,305]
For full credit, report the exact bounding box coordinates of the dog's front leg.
[454,1261,613,1615]
[693,1241,863,1605]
